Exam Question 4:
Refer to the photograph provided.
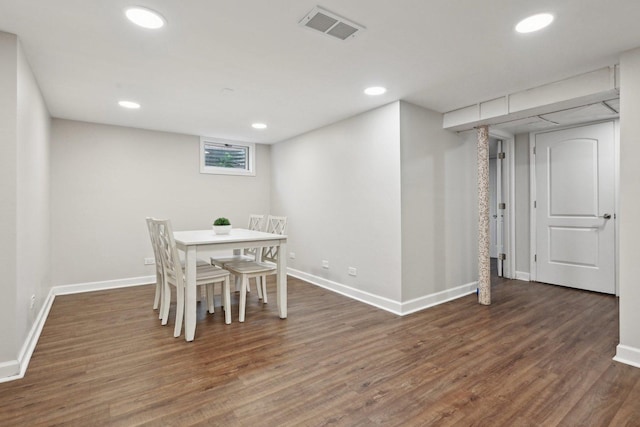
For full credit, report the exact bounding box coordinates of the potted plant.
[213,217,232,235]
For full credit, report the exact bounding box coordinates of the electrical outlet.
[348,267,357,276]
[289,252,296,259]
[144,257,155,265]
[322,260,329,269]
[30,294,36,310]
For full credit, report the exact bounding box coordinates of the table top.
[173,228,287,245]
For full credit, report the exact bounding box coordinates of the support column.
[477,125,491,305]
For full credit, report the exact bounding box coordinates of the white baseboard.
[54,275,155,296]
[287,268,477,316]
[287,268,403,314]
[614,344,640,369]
[515,271,531,281]
[0,360,20,382]
[0,275,155,383]
[0,288,55,384]
[400,281,478,315]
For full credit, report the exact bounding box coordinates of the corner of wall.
[398,102,478,302]
[614,344,640,369]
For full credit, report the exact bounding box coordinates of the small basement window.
[200,138,255,176]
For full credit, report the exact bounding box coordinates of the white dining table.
[173,228,288,341]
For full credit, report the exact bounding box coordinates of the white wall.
[51,120,271,286]
[270,102,403,302]
[0,32,19,373]
[616,47,640,367]
[271,101,477,312]
[399,102,477,302]
[0,32,51,379]
[16,40,51,349]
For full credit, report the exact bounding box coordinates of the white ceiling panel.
[540,102,619,125]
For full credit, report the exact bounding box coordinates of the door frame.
[489,128,515,279]
[529,120,619,294]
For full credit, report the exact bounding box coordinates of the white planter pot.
[213,225,232,235]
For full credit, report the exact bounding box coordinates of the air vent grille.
[299,6,364,41]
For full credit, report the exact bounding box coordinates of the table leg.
[277,240,287,319]
[185,246,197,341]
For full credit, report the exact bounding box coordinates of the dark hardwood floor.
[1,275,639,426]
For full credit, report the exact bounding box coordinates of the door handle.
[600,213,612,220]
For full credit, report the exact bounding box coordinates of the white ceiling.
[1,0,639,143]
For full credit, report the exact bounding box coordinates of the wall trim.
[54,275,155,296]
[0,275,155,383]
[0,360,20,382]
[287,268,477,316]
[400,281,478,315]
[287,268,403,314]
[515,271,531,281]
[0,288,55,384]
[614,344,640,369]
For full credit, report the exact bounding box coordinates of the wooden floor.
[1,276,639,426]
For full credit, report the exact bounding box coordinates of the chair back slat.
[146,218,164,275]
[262,215,287,263]
[244,214,265,257]
[153,218,184,289]
[248,214,264,231]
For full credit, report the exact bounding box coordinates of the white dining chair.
[153,218,232,337]
[210,214,264,267]
[210,214,265,294]
[147,217,211,319]
[224,215,287,322]
[146,217,164,316]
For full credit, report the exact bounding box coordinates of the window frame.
[199,137,256,176]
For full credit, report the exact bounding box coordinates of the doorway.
[530,121,616,294]
[488,130,515,280]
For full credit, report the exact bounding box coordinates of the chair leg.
[207,284,215,314]
[157,273,165,319]
[174,284,184,338]
[223,277,231,324]
[158,282,164,320]
[161,282,171,325]
[155,271,165,319]
[153,278,161,310]
[256,276,263,300]
[239,275,248,323]
[200,285,207,304]
[261,275,268,304]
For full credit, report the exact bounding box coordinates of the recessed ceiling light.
[515,13,554,33]
[364,86,386,96]
[125,7,166,29]
[252,123,267,129]
[118,100,141,109]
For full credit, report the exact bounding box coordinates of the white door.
[534,121,615,294]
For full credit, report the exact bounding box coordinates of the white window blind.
[200,138,255,176]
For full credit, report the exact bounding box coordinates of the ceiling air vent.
[299,6,364,41]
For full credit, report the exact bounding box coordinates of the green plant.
[213,217,231,226]
[215,152,235,168]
